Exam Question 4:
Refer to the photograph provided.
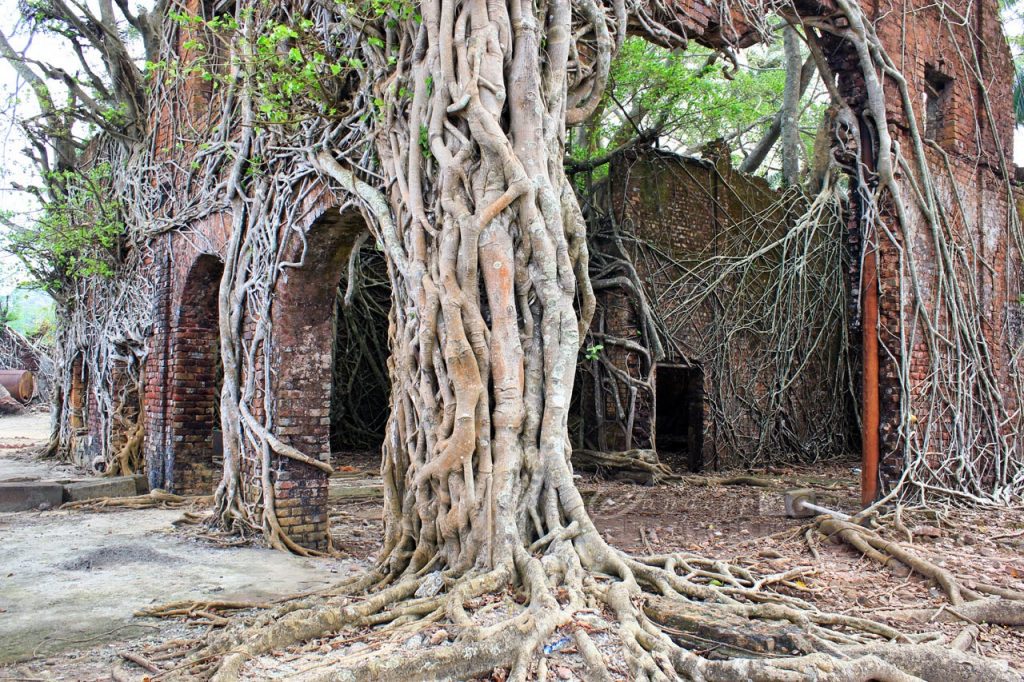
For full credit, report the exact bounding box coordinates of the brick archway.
[165,253,224,494]
[264,205,370,550]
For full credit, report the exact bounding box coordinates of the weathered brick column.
[263,202,368,551]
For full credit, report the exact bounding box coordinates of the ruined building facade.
[575,147,853,471]
[59,0,1023,549]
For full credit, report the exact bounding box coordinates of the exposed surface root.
[573,448,678,484]
[105,418,145,478]
[140,537,1022,681]
[61,490,212,512]
[816,515,1024,626]
[670,642,1017,681]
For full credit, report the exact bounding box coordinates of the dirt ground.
[0,415,366,680]
[314,461,1024,677]
[2,420,1023,680]
[0,409,54,454]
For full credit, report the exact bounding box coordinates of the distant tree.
[568,26,827,180]
[0,2,162,302]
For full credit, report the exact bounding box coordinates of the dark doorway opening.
[329,241,391,461]
[655,364,704,472]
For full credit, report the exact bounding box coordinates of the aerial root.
[60,489,212,512]
[670,648,919,682]
[877,599,1024,626]
[572,448,679,484]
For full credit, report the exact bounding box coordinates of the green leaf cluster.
[339,0,420,23]
[2,162,125,292]
[153,10,362,125]
[570,36,827,180]
[250,20,362,124]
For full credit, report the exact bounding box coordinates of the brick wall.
[824,0,1021,492]
[598,147,853,469]
[144,217,231,494]
[76,0,1022,532]
[167,253,223,494]
[143,239,172,490]
[265,201,368,550]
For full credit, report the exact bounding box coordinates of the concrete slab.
[0,481,63,512]
[63,476,137,502]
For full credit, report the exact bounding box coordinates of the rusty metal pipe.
[861,247,880,506]
[0,369,36,402]
[859,114,881,508]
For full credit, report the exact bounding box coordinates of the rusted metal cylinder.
[0,370,35,402]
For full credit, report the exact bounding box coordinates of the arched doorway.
[268,206,388,550]
[167,253,224,494]
[329,242,390,461]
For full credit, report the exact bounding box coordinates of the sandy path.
[0,412,362,666]
[0,411,51,445]
[0,506,362,664]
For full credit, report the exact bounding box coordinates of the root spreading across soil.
[72,464,1021,681]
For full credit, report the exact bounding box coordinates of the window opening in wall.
[198,0,238,82]
[924,66,952,142]
[654,364,704,472]
[203,0,236,19]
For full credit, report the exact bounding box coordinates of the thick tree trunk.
[738,54,815,175]
[370,0,606,577]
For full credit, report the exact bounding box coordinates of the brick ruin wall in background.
[824,0,1021,486]
[70,0,1023,542]
[600,148,851,469]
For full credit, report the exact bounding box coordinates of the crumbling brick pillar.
[69,355,87,432]
[67,354,94,465]
[144,247,172,491]
[263,204,368,551]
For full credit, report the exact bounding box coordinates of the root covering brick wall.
[595,147,853,469]
[71,0,1023,544]
[824,0,1021,492]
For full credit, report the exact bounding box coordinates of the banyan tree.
[3,0,1024,677]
